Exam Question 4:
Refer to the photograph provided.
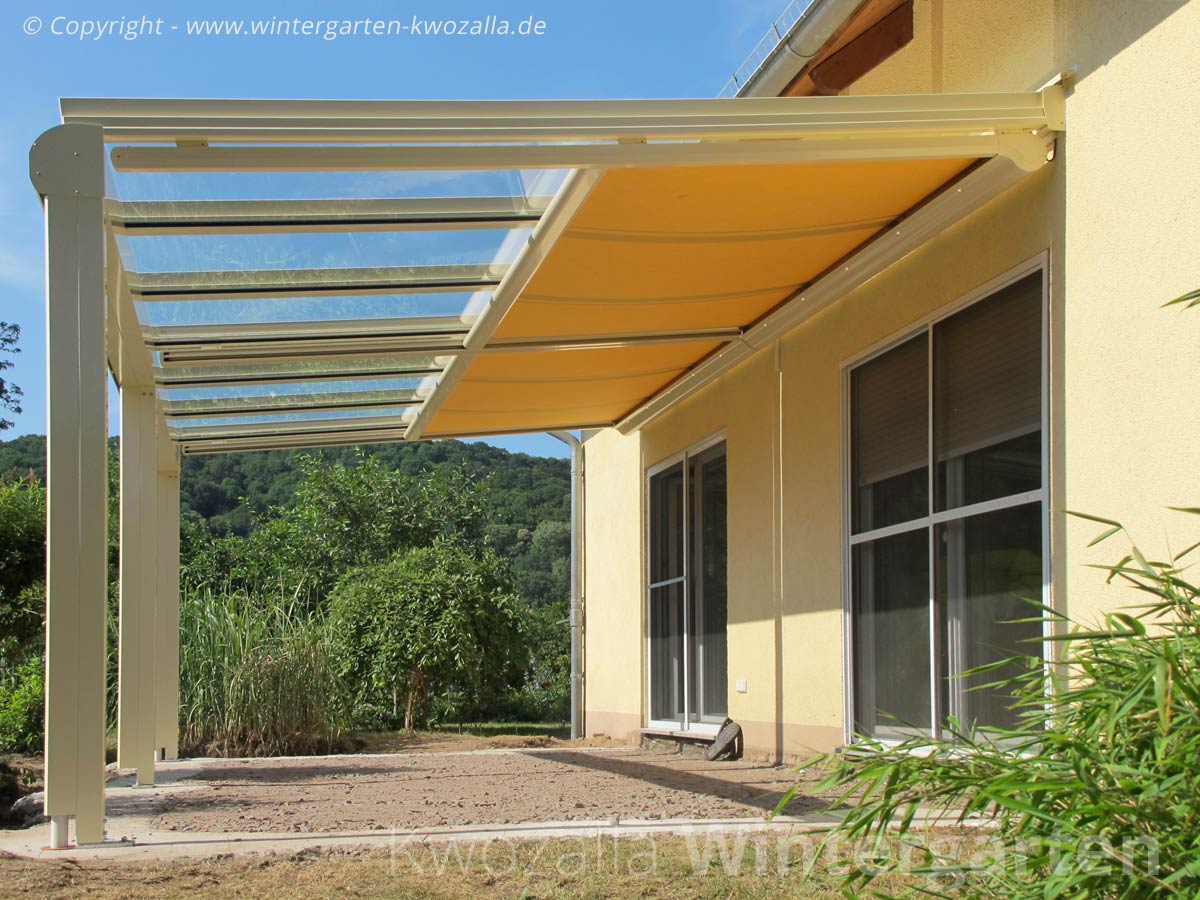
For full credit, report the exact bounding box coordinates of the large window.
[849,270,1045,739]
[648,439,728,732]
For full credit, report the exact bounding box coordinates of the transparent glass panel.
[168,406,415,429]
[161,379,423,415]
[117,229,528,274]
[689,444,727,723]
[936,502,1043,732]
[649,581,685,726]
[108,167,565,203]
[160,377,422,403]
[853,528,931,737]
[136,292,486,327]
[851,333,929,534]
[934,273,1042,511]
[649,462,684,585]
[155,356,446,385]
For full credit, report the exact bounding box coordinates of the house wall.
[581,0,1200,759]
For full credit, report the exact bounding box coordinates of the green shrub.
[330,541,527,731]
[0,655,43,754]
[179,587,347,756]
[787,511,1200,897]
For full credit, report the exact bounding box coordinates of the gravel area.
[149,746,823,834]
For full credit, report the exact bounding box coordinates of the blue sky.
[0,1,784,458]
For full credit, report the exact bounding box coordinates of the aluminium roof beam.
[148,326,738,363]
[161,390,425,419]
[179,428,413,455]
[167,412,414,442]
[64,92,1058,144]
[106,196,551,236]
[110,132,1050,174]
[127,264,506,301]
[143,317,471,347]
[154,365,446,390]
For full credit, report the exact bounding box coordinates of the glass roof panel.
[154,356,448,385]
[107,166,566,203]
[167,406,417,430]
[134,292,485,327]
[160,377,423,404]
[117,229,529,274]
[161,388,422,417]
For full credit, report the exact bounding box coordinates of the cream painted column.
[31,123,109,847]
[117,385,158,785]
[154,425,181,761]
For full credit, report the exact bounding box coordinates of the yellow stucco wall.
[581,0,1200,759]
[580,427,645,742]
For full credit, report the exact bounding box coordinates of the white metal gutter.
[735,0,865,99]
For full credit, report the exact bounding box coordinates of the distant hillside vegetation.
[0,434,571,607]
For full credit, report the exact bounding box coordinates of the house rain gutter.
[736,0,865,98]
[551,431,583,740]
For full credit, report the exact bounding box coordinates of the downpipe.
[551,431,583,740]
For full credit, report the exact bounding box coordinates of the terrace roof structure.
[62,89,1060,453]
[30,86,1061,847]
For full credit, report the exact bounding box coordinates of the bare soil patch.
[150,746,825,834]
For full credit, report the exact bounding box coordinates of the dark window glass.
[649,581,685,725]
[851,333,929,533]
[934,273,1042,511]
[936,502,1043,731]
[852,528,931,736]
[689,446,727,722]
[649,462,684,584]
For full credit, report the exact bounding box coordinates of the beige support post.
[31,123,108,847]
[154,425,181,761]
[117,385,158,785]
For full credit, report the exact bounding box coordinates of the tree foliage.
[0,476,45,662]
[329,542,526,730]
[0,322,21,432]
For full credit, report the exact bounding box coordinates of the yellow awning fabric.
[427,341,723,435]
[427,155,975,436]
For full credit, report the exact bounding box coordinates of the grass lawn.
[0,836,923,899]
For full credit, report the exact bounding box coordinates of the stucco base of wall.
[585,710,642,745]
[738,719,844,764]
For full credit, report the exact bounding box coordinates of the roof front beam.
[111,131,1050,174]
[65,91,1057,144]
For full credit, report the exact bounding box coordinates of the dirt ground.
[149,744,826,834]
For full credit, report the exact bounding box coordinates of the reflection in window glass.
[853,528,931,736]
[936,502,1043,731]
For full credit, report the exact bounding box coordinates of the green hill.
[0,434,571,607]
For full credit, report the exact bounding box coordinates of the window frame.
[644,430,728,736]
[840,254,1051,745]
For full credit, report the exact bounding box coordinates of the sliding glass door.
[849,270,1046,740]
[648,440,728,732]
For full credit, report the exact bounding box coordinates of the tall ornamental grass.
[179,587,348,757]
[784,510,1200,898]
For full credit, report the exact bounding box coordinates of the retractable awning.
[62,89,1061,454]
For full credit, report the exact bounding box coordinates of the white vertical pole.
[117,385,158,785]
[154,427,180,761]
[31,123,108,847]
